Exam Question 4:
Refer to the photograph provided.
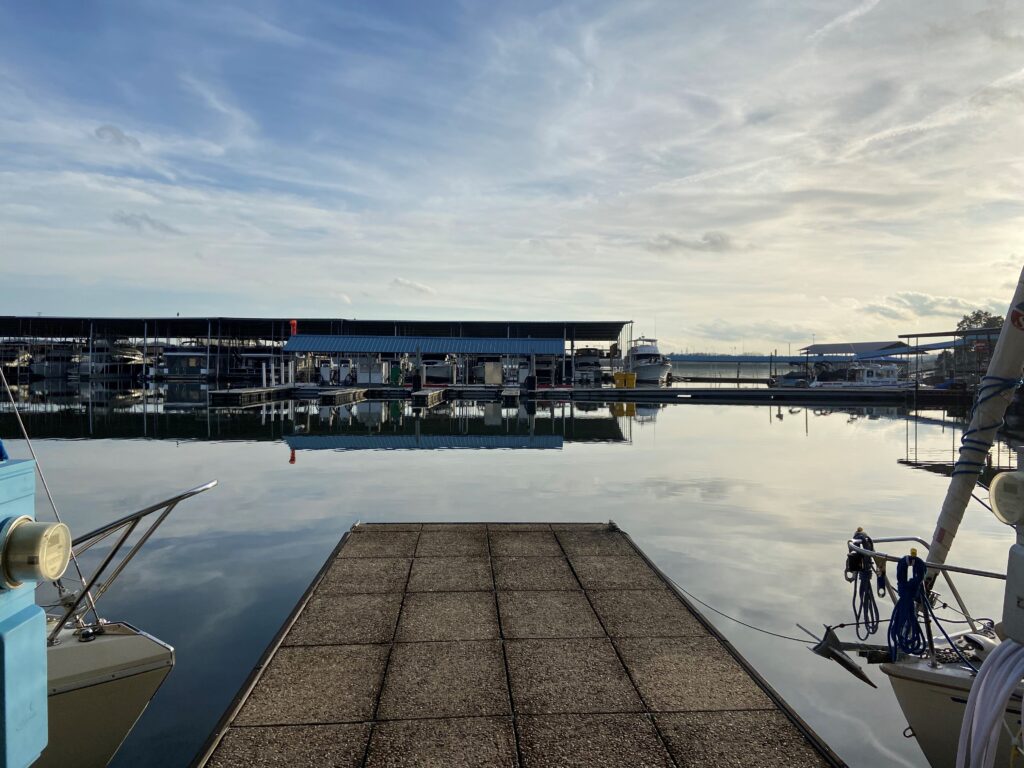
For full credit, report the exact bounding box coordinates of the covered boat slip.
[197,523,841,767]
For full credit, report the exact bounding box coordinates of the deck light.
[0,515,72,587]
[990,470,1024,527]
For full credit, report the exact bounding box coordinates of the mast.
[927,265,1024,571]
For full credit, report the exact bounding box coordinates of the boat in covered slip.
[809,362,917,389]
[29,346,80,379]
[625,337,673,384]
[573,347,610,384]
[807,265,1024,768]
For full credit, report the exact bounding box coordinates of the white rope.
[957,638,1024,767]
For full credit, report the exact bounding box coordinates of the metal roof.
[283,335,565,355]
[799,341,915,359]
[0,317,628,343]
[285,435,563,450]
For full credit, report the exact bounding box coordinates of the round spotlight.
[990,471,1024,527]
[1,516,72,588]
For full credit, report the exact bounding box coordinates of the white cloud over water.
[0,1,1022,350]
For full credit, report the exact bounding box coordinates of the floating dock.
[208,383,972,411]
[197,522,842,767]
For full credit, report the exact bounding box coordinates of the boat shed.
[283,335,565,356]
[799,341,915,360]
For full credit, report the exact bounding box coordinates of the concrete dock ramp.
[198,522,841,767]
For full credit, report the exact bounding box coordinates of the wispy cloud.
[94,124,141,150]
[808,0,884,44]
[647,231,733,254]
[390,277,435,295]
[863,292,1000,320]
[111,210,182,236]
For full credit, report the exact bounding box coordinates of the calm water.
[2,391,1020,768]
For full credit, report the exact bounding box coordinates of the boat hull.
[629,362,672,383]
[37,622,174,767]
[883,658,1020,768]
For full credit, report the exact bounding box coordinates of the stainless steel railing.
[47,480,217,645]
[847,535,1005,633]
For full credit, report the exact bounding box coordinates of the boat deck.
[198,522,842,767]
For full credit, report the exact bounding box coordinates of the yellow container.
[613,372,626,388]
[623,372,637,388]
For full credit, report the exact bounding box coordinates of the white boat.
[810,267,1024,767]
[0,369,216,767]
[35,480,217,767]
[809,362,916,389]
[30,347,79,379]
[422,358,456,384]
[625,337,672,383]
[76,341,144,380]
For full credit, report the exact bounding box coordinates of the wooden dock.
[318,388,368,406]
[197,522,842,768]
[501,388,521,406]
[411,388,446,409]
[208,385,293,407]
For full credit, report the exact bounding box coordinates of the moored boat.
[625,337,672,384]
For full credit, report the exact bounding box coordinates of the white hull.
[629,361,672,383]
[38,622,174,767]
[883,657,1019,768]
[424,364,455,383]
[809,380,916,389]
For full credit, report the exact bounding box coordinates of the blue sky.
[1,0,1022,351]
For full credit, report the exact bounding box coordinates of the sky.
[1,0,1022,352]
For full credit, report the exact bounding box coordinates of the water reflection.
[1,385,1022,768]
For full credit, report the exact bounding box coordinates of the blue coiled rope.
[888,554,928,660]
[952,375,1022,477]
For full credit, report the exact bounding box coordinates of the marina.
[3,3,1021,765]
[1,379,1019,767]
[198,522,837,767]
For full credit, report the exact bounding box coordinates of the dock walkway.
[199,523,842,767]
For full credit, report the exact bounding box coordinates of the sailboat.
[809,266,1024,767]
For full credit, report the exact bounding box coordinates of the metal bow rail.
[847,534,1004,633]
[47,480,218,645]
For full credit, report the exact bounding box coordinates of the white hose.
[957,638,1024,767]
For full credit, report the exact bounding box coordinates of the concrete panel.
[493,557,579,591]
[615,637,773,712]
[415,530,488,557]
[365,717,518,768]
[588,590,708,638]
[340,531,419,558]
[377,641,510,720]
[235,645,388,725]
[498,592,603,639]
[505,639,642,715]
[319,557,411,593]
[407,557,492,592]
[397,592,499,641]
[489,531,563,557]
[569,556,666,590]
[517,714,673,768]
[656,711,829,767]
[208,723,370,768]
[284,593,402,645]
